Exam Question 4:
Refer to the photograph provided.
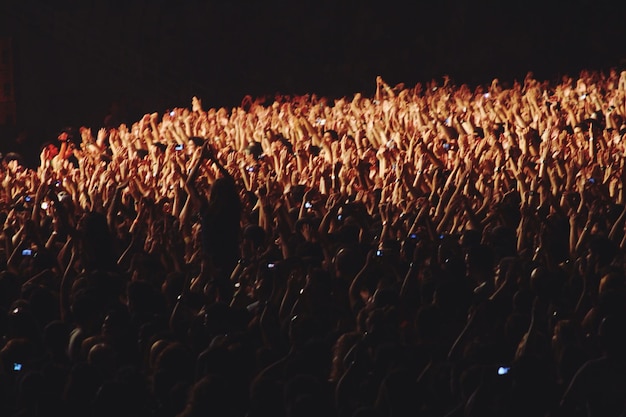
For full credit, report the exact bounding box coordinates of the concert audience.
[1,69,626,416]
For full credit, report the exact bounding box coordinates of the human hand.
[192,96,203,113]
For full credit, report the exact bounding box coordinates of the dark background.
[1,0,626,147]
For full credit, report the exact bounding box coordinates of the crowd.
[1,69,626,417]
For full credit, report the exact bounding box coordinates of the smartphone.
[376,249,384,257]
[337,214,343,221]
[24,196,32,202]
[304,202,313,209]
[175,144,184,151]
[409,233,418,240]
[497,366,510,376]
[443,142,450,151]
[267,263,276,269]
[21,249,32,256]
[13,363,22,372]
[246,166,255,172]
[41,202,49,210]
[588,178,596,185]
[169,110,175,116]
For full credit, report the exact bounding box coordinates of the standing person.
[185,141,242,302]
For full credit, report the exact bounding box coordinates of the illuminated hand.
[192,96,203,113]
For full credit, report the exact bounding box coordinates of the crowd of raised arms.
[1,69,626,417]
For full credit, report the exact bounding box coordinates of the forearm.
[59,249,77,321]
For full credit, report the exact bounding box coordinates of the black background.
[2,0,626,144]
